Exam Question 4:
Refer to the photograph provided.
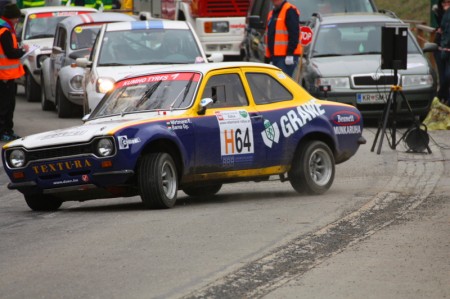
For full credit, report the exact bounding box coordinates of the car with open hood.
[2,62,365,211]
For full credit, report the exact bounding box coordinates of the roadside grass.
[376,0,431,24]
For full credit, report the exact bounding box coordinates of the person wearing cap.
[0,3,29,141]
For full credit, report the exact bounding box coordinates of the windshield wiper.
[134,80,162,109]
[312,53,345,58]
[170,74,195,109]
[99,62,127,66]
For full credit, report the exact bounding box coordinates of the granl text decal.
[280,99,325,137]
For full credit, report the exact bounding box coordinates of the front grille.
[199,0,249,17]
[5,137,116,168]
[353,75,398,86]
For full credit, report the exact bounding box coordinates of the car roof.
[105,19,191,32]
[317,12,402,25]
[119,62,281,81]
[58,12,136,28]
[20,6,97,15]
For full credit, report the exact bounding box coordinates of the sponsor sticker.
[118,135,141,149]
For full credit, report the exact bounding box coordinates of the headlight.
[96,138,114,157]
[315,77,350,90]
[70,75,84,90]
[204,21,229,33]
[96,78,115,94]
[402,75,433,87]
[9,149,26,168]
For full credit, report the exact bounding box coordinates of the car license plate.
[356,93,388,104]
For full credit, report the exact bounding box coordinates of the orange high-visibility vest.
[0,27,25,80]
[265,2,302,57]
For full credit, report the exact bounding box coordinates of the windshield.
[312,23,421,57]
[23,13,66,40]
[290,0,376,22]
[97,29,205,66]
[70,24,102,50]
[90,72,201,118]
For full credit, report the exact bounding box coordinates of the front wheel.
[25,71,41,102]
[24,194,63,211]
[41,74,55,111]
[138,153,178,209]
[289,141,335,195]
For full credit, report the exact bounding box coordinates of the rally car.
[16,6,98,102]
[2,62,366,211]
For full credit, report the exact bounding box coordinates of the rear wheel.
[183,184,222,197]
[289,141,335,195]
[40,75,55,111]
[24,194,63,211]
[25,71,41,102]
[138,153,178,209]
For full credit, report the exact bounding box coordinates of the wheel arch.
[137,138,184,181]
[294,132,336,162]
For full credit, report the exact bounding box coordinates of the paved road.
[1,88,449,298]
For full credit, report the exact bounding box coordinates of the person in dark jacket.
[0,3,28,141]
[432,0,445,94]
[264,0,302,77]
[438,0,450,105]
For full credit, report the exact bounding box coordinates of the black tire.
[183,183,222,197]
[56,80,76,118]
[41,75,55,111]
[138,153,178,209]
[25,71,41,102]
[24,194,63,211]
[288,141,335,195]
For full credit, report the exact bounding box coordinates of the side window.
[201,74,248,108]
[54,28,67,51]
[246,73,292,104]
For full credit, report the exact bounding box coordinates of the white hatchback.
[77,19,223,114]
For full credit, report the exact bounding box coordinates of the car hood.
[7,119,138,149]
[22,38,53,51]
[95,65,177,81]
[6,111,184,149]
[309,54,430,76]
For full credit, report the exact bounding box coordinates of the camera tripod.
[371,75,431,155]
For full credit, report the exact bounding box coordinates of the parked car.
[15,6,98,102]
[297,13,438,120]
[76,19,223,114]
[2,62,365,211]
[241,0,378,62]
[40,12,136,118]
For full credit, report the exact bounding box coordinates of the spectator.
[0,3,29,141]
[432,0,446,95]
[438,0,450,105]
[264,0,302,77]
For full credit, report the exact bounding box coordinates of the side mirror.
[422,42,438,53]
[76,57,92,68]
[248,15,265,30]
[197,97,214,115]
[208,52,224,62]
[52,46,64,54]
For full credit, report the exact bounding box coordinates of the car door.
[192,69,266,175]
[49,27,67,98]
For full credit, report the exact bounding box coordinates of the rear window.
[290,0,376,22]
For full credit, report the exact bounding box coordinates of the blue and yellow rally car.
[2,62,366,211]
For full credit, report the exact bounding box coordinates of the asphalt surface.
[183,130,450,299]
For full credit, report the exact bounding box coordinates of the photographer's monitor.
[381,23,408,70]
